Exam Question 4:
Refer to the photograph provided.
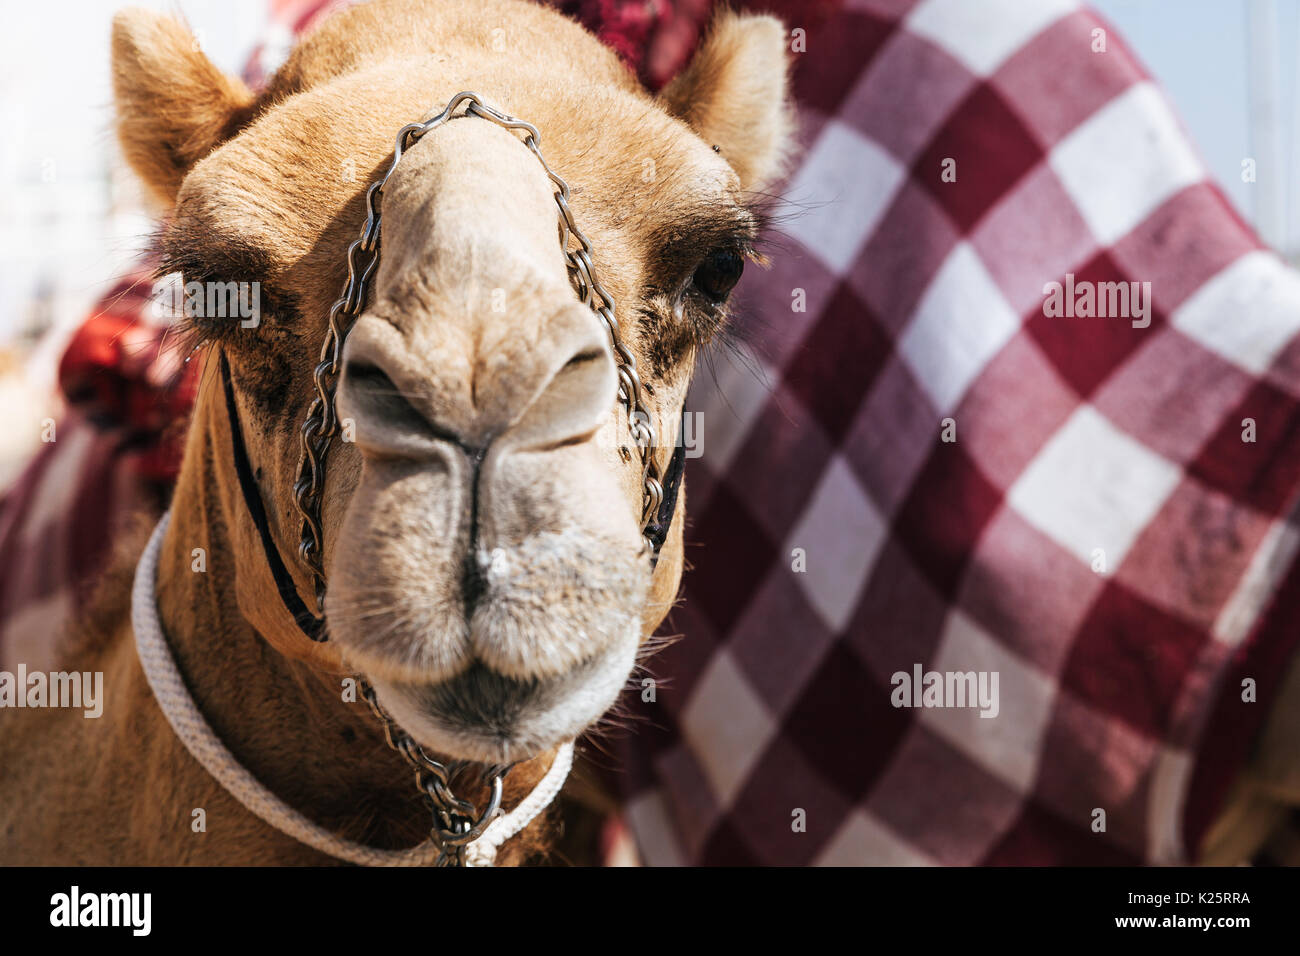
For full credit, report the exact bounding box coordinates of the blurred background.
[0,0,272,485]
[2,0,1300,484]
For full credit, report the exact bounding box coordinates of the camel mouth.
[364,627,640,763]
[327,519,649,762]
[325,494,650,764]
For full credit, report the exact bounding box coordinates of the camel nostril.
[343,360,427,428]
[497,328,617,455]
[343,359,464,449]
[562,349,604,371]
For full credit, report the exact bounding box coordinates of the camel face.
[114,0,791,764]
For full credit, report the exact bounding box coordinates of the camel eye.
[691,249,744,304]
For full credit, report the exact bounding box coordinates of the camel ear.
[111,8,256,206]
[658,11,794,191]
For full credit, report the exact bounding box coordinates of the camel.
[4,0,1295,870]
[0,0,793,865]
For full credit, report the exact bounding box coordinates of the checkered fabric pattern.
[0,270,188,674]
[0,414,163,674]
[612,0,1300,865]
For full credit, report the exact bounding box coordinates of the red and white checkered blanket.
[0,269,195,673]
[611,0,1300,865]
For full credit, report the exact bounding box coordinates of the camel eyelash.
[153,266,298,358]
[151,221,301,345]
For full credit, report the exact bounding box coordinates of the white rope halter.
[131,511,574,866]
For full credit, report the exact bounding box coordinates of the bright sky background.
[0,1,269,362]
[1093,0,1300,253]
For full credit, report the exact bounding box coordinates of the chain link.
[289,92,667,864]
[359,679,505,867]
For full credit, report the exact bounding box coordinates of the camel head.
[111,0,792,765]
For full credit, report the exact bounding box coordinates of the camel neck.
[151,379,433,849]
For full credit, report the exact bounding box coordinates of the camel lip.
[334,642,472,687]
[364,629,639,764]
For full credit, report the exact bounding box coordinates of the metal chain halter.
[358,678,506,866]
[292,90,664,616]
[281,92,668,865]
